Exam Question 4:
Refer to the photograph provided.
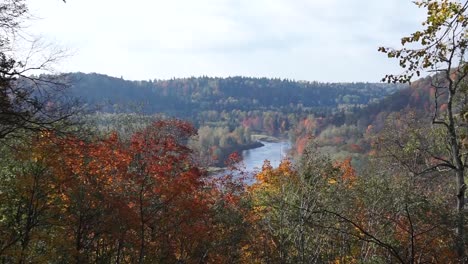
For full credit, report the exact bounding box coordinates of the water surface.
[240,140,291,174]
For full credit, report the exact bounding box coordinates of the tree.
[0,0,75,141]
[246,146,359,263]
[123,119,214,263]
[380,0,468,261]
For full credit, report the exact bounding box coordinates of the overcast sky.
[26,0,425,82]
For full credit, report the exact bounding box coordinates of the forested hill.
[287,75,440,158]
[336,75,435,130]
[65,72,402,116]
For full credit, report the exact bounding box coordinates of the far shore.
[251,134,286,143]
[207,136,290,174]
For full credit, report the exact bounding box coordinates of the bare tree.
[0,0,76,141]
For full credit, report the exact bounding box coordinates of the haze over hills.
[56,71,432,167]
[64,72,404,117]
[51,72,436,159]
[52,72,410,166]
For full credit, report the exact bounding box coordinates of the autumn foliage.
[1,120,251,263]
[0,117,463,263]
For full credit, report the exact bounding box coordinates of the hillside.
[41,72,439,167]
[53,72,406,166]
[65,72,402,116]
[288,75,438,162]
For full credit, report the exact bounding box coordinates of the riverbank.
[210,141,265,168]
[251,134,284,143]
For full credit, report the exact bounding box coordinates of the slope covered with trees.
[66,73,401,115]
[3,0,468,263]
[59,73,402,166]
[288,75,442,163]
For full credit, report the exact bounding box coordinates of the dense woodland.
[66,73,400,115]
[65,73,402,166]
[2,0,468,263]
[72,73,432,168]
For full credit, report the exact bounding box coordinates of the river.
[212,140,291,182]
[240,140,291,173]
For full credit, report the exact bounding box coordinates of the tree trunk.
[448,86,466,262]
[456,168,466,263]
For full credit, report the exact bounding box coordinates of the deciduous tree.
[380,0,468,260]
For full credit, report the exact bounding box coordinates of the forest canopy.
[2,0,468,263]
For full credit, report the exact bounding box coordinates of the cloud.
[26,0,426,82]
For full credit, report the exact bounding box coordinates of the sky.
[26,0,426,82]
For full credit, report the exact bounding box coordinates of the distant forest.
[53,73,405,166]
[65,73,402,116]
[34,73,438,168]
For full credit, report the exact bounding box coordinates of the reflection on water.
[240,141,291,174]
[213,140,291,183]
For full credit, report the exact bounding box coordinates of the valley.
[2,0,467,262]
